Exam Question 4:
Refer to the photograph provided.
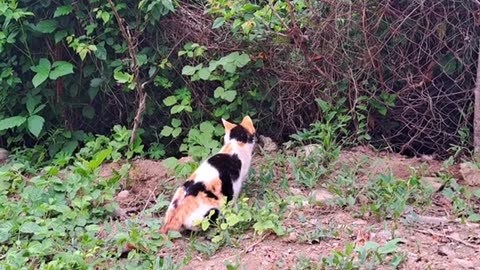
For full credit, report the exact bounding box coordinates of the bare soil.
[101,146,480,270]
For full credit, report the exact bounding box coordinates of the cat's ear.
[222,118,236,131]
[240,115,255,134]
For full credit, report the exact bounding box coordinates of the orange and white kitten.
[159,116,256,234]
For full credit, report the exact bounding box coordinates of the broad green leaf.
[171,118,181,127]
[473,189,480,198]
[27,115,45,138]
[160,126,173,137]
[378,238,403,254]
[53,6,72,17]
[19,222,41,233]
[90,78,103,88]
[214,87,224,98]
[162,157,178,169]
[34,20,57,33]
[212,17,225,29]
[114,71,131,83]
[233,53,250,67]
[199,121,215,134]
[49,61,74,80]
[223,90,237,102]
[0,116,26,131]
[163,96,177,106]
[26,95,40,115]
[198,68,211,80]
[101,11,110,24]
[223,62,236,73]
[172,127,182,137]
[88,148,112,169]
[467,213,480,222]
[54,30,68,43]
[161,0,175,12]
[31,58,51,88]
[181,65,197,76]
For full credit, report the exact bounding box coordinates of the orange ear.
[240,115,255,134]
[222,118,236,131]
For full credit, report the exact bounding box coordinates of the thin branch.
[107,0,147,149]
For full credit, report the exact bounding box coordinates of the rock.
[310,189,335,203]
[117,190,130,200]
[459,162,480,186]
[285,232,298,242]
[259,135,278,152]
[453,258,475,269]
[372,230,392,244]
[178,156,194,164]
[421,176,444,192]
[0,148,9,164]
[437,245,454,257]
[298,144,322,156]
[289,187,303,195]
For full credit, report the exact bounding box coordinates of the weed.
[442,177,480,222]
[320,238,405,269]
[364,173,432,221]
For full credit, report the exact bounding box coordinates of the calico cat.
[159,116,256,234]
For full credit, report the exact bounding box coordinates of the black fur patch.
[229,125,255,144]
[204,208,220,224]
[172,199,178,208]
[183,180,194,189]
[184,182,219,200]
[207,153,242,201]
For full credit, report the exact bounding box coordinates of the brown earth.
[100,146,480,270]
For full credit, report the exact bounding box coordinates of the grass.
[2,123,480,269]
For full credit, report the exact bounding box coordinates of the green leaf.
[171,118,181,127]
[101,11,110,24]
[26,96,40,115]
[467,213,480,222]
[212,17,225,29]
[378,238,403,254]
[53,6,73,17]
[162,157,178,170]
[114,71,131,83]
[82,105,95,119]
[27,115,45,138]
[198,68,211,80]
[163,96,177,106]
[223,90,237,102]
[54,30,68,43]
[160,126,173,137]
[199,121,215,134]
[161,0,175,12]
[34,20,57,33]
[472,189,480,198]
[182,65,197,76]
[19,222,41,234]
[0,116,26,131]
[49,61,74,80]
[214,87,224,98]
[234,53,250,67]
[31,58,51,88]
[172,127,182,137]
[223,62,236,73]
[88,148,112,169]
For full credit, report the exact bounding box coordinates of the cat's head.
[221,116,256,148]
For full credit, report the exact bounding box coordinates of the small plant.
[364,173,432,221]
[319,239,405,269]
[442,177,480,222]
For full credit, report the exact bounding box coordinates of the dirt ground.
[100,146,480,270]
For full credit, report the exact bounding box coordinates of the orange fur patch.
[219,142,233,154]
[222,118,236,131]
[160,178,224,234]
[240,115,255,134]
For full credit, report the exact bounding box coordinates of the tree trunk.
[475,48,480,157]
